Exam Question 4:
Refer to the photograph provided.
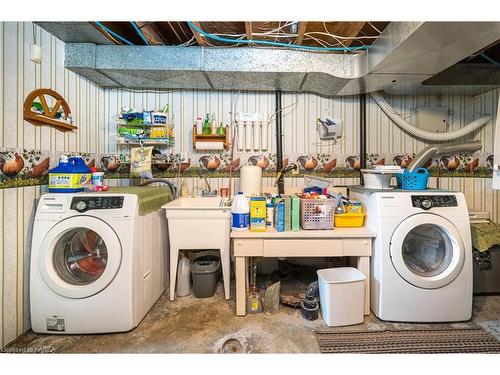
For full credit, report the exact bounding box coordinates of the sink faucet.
[275,163,299,195]
[201,177,218,197]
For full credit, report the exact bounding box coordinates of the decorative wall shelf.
[193,125,229,150]
[23,89,77,131]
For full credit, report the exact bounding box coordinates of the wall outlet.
[30,44,41,64]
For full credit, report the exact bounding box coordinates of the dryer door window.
[52,228,108,285]
[40,216,122,299]
[401,224,453,277]
[390,214,465,289]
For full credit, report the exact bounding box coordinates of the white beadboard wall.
[0,22,106,346]
[0,21,499,346]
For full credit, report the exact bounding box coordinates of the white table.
[231,227,376,316]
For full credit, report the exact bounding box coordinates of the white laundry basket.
[317,267,366,327]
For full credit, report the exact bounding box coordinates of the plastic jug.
[48,155,91,193]
[176,254,191,297]
[231,192,250,231]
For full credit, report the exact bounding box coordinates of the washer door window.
[53,228,108,285]
[40,216,122,299]
[390,214,465,289]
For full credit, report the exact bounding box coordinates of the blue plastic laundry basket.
[396,168,429,190]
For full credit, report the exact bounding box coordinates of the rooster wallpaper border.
[0,147,495,189]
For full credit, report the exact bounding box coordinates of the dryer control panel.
[411,195,457,210]
[70,196,124,212]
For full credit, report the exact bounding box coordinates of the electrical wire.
[323,22,347,49]
[304,31,379,40]
[95,21,134,46]
[268,93,300,123]
[480,52,500,67]
[303,34,340,48]
[187,21,368,52]
[367,22,382,34]
[96,25,121,45]
[131,21,150,45]
[228,90,241,197]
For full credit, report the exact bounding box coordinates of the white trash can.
[317,267,366,327]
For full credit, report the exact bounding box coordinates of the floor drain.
[221,338,245,353]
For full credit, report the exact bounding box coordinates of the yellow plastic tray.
[334,213,366,228]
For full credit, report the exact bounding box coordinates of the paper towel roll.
[240,165,262,196]
[195,141,224,150]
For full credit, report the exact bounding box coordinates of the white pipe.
[370,91,492,142]
[237,120,245,151]
[245,121,252,150]
[261,121,269,151]
[253,121,260,150]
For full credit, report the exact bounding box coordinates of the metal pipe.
[359,93,367,184]
[275,91,284,195]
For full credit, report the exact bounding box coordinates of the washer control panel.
[411,195,457,210]
[71,196,124,212]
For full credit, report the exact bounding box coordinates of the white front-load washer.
[350,188,472,322]
[30,193,168,334]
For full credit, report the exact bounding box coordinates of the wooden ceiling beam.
[343,22,367,47]
[245,22,253,41]
[135,22,167,45]
[296,22,308,45]
[188,22,208,46]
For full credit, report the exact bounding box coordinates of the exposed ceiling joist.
[296,22,308,45]
[188,21,207,46]
[245,22,253,41]
[343,22,366,47]
[135,22,167,45]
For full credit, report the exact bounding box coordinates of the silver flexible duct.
[370,91,492,142]
[407,140,482,172]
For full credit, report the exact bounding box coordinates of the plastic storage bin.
[362,172,392,189]
[334,213,366,227]
[396,168,429,190]
[191,258,220,298]
[317,267,366,326]
[300,197,337,230]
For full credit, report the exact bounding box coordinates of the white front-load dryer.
[30,193,168,334]
[351,188,472,322]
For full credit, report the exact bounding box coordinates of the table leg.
[235,256,246,316]
[357,256,370,315]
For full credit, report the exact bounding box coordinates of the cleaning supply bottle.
[180,180,189,197]
[90,166,104,187]
[216,122,226,136]
[266,200,274,228]
[196,116,203,134]
[231,192,250,231]
[202,113,211,135]
[176,254,191,297]
[210,112,217,134]
[48,155,91,193]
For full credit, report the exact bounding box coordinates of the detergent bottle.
[48,155,91,193]
[231,192,250,231]
[176,254,191,297]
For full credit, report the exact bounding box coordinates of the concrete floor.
[8,285,500,353]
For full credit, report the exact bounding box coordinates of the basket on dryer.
[396,168,429,190]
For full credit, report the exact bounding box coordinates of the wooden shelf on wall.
[193,125,229,150]
[23,88,77,132]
